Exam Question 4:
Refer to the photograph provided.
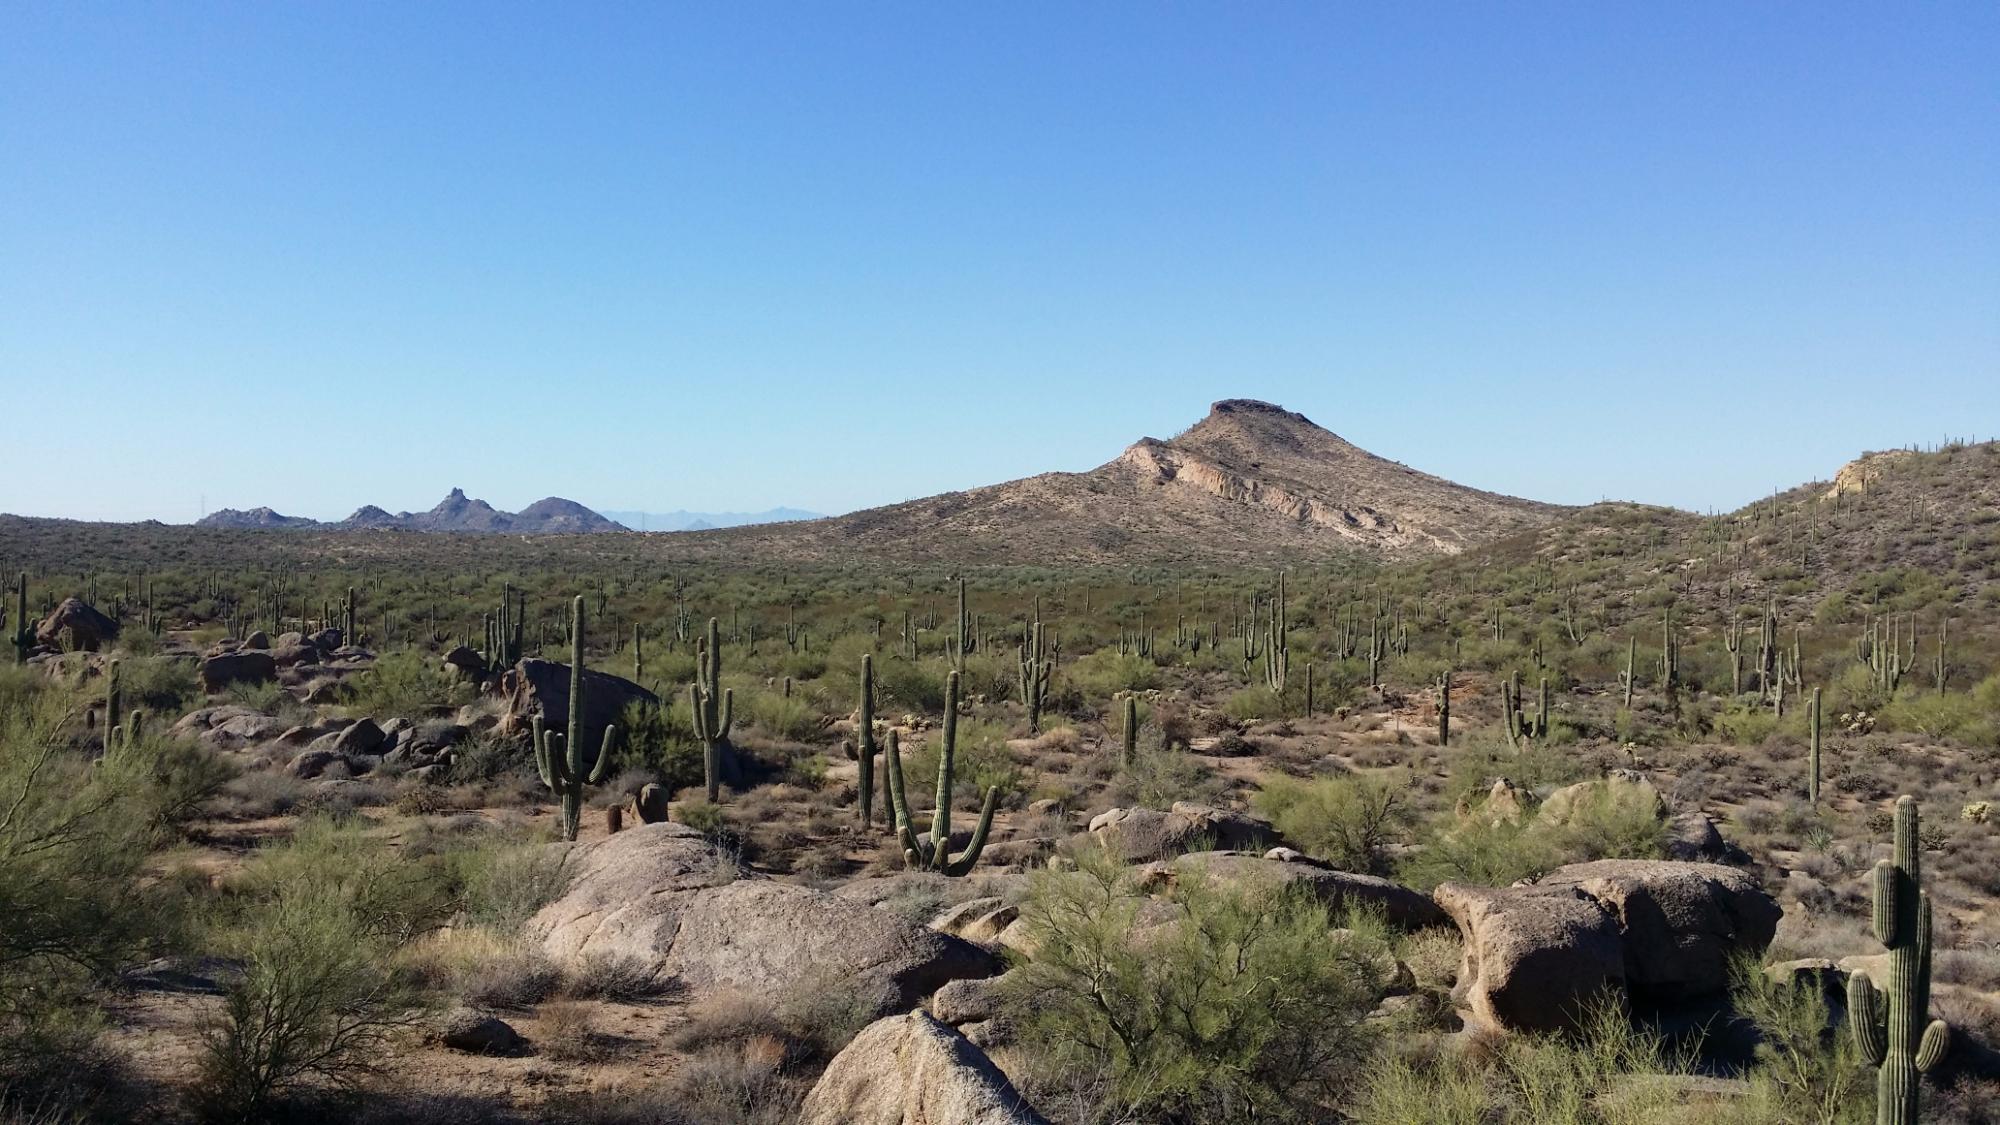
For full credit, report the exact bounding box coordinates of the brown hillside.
[707,399,1564,566]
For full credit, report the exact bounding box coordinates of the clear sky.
[3,3,1995,523]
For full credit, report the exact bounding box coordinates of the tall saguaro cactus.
[535,597,614,842]
[884,671,997,876]
[856,653,885,830]
[1018,621,1052,733]
[1808,686,1823,804]
[1849,796,1951,1125]
[692,616,733,802]
[10,573,30,664]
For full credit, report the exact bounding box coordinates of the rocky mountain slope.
[698,400,1564,565]
[197,488,626,534]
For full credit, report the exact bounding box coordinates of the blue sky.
[3,3,1995,523]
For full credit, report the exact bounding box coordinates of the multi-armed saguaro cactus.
[1018,621,1052,734]
[535,597,614,842]
[1849,795,1951,1125]
[884,670,997,877]
[1263,571,1288,693]
[692,616,733,803]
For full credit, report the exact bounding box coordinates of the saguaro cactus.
[1018,621,1052,734]
[535,597,614,842]
[1848,796,1951,1125]
[1437,669,1451,747]
[884,671,997,876]
[1808,686,1823,804]
[1121,693,1139,769]
[856,653,885,829]
[10,573,29,664]
[692,616,733,802]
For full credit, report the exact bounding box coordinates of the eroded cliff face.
[1118,439,1395,533]
[1825,450,1917,500]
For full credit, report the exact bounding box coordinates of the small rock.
[436,1008,523,1054]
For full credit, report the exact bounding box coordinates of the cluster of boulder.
[196,626,374,701]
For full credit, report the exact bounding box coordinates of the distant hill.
[196,488,627,533]
[599,507,823,532]
[694,399,1565,565]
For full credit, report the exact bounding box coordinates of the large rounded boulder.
[528,824,1001,1016]
[35,597,119,651]
[1086,802,1279,862]
[798,1011,1049,1125]
[1536,859,1780,1000]
[1434,882,1626,1035]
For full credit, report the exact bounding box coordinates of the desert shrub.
[1064,650,1160,700]
[1223,685,1284,722]
[224,679,287,713]
[454,842,573,934]
[207,770,311,819]
[194,819,453,1121]
[346,651,462,717]
[1253,773,1416,876]
[563,953,667,1002]
[901,718,1022,804]
[1879,690,1993,742]
[98,731,237,830]
[448,734,532,783]
[1714,702,1781,746]
[1102,746,1222,809]
[457,947,563,1010]
[1353,1003,1684,1124]
[1003,847,1389,1123]
[0,695,168,1101]
[118,654,201,714]
[1545,786,1670,864]
[743,690,819,742]
[874,658,947,713]
[1401,811,1562,892]
[1727,955,1868,1125]
[617,698,704,792]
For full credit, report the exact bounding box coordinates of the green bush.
[1253,773,1415,877]
[617,699,704,792]
[345,651,462,717]
[1003,847,1388,1123]
[194,818,456,1120]
[1064,650,1160,700]
[1223,685,1284,722]
[744,690,820,742]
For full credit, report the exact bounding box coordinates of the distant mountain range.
[197,488,627,534]
[599,507,823,532]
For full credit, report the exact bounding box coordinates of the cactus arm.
[883,729,926,864]
[533,716,556,788]
[943,785,1000,877]
[1871,860,1899,945]
[929,672,960,870]
[590,725,615,784]
[718,687,733,740]
[1916,1020,1950,1073]
[1849,973,1886,1065]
